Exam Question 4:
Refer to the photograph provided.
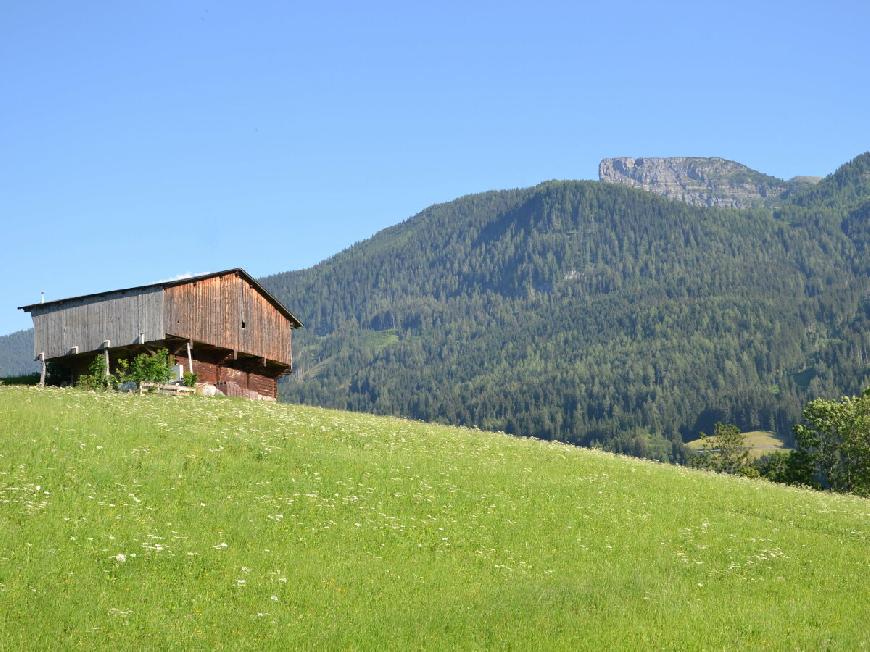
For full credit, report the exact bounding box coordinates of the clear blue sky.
[1,1,868,334]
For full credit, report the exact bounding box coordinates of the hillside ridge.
[0,329,35,377]
[1,386,868,648]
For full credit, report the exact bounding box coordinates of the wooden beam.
[38,352,45,387]
[102,340,111,377]
[187,341,194,375]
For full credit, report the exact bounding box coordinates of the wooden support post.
[187,341,194,375]
[102,340,111,377]
[38,353,46,387]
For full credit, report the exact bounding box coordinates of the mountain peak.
[598,156,790,209]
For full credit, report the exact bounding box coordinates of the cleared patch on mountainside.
[686,430,790,460]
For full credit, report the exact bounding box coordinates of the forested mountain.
[0,330,35,377]
[261,153,870,461]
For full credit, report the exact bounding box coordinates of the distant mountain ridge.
[599,156,820,209]
[0,329,36,377]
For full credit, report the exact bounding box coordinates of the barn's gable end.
[164,273,292,365]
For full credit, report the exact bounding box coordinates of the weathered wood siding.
[30,288,164,359]
[247,373,277,398]
[164,273,292,364]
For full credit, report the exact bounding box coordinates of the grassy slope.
[686,431,789,460]
[1,388,867,650]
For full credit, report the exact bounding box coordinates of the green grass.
[1,387,868,650]
[686,430,790,460]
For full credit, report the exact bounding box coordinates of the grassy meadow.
[0,386,868,649]
[686,430,790,460]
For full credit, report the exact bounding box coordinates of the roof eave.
[18,268,303,328]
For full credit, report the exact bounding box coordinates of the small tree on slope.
[690,423,753,476]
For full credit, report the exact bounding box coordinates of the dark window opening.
[241,321,246,329]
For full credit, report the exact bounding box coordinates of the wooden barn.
[18,269,302,400]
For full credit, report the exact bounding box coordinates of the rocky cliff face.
[598,157,792,209]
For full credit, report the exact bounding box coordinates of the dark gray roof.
[18,268,302,328]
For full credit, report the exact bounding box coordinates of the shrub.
[117,349,174,384]
[752,451,793,483]
[183,372,198,387]
[76,355,114,391]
